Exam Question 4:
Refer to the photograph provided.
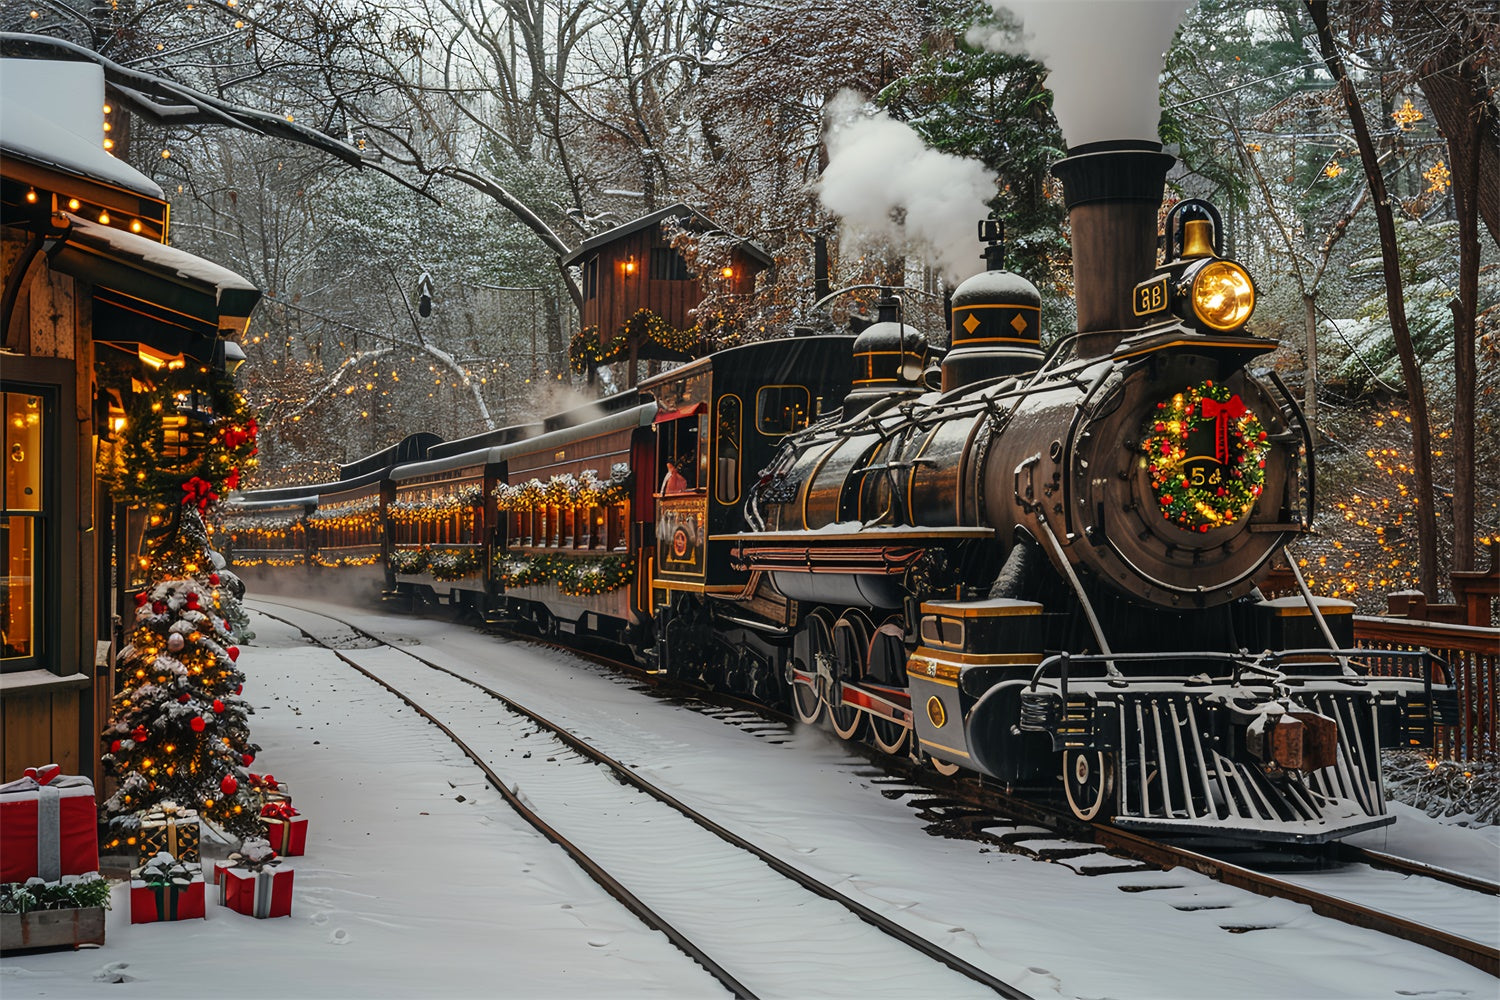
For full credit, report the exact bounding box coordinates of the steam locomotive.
[227,140,1447,844]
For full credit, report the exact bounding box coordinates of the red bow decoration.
[1200,394,1247,465]
[247,773,280,790]
[24,764,62,785]
[181,476,219,512]
[259,801,299,820]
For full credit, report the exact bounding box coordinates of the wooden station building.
[1,59,260,785]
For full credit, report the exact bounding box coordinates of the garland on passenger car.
[309,496,381,531]
[492,552,633,595]
[388,484,484,523]
[568,309,701,374]
[387,546,483,580]
[1142,380,1268,532]
[494,470,630,511]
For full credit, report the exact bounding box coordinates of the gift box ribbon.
[140,854,196,920]
[0,765,92,883]
[252,870,278,918]
[259,801,299,821]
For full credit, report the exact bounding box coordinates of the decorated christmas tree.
[102,505,262,844]
[97,361,263,845]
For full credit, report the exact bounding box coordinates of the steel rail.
[1337,846,1500,897]
[250,600,1035,1000]
[251,605,756,1000]
[1092,826,1500,977]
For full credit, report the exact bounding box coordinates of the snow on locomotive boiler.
[728,141,1447,841]
[227,142,1450,845]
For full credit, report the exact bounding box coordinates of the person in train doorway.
[661,459,688,494]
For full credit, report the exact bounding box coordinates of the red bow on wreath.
[1200,394,1247,465]
[181,476,219,512]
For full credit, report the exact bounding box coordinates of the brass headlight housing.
[1187,259,1255,331]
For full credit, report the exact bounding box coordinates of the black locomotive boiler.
[229,140,1448,845]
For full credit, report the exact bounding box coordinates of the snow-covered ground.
[3,598,1495,999]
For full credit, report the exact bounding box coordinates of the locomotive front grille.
[1109,693,1390,843]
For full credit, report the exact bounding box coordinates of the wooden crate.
[0,907,106,953]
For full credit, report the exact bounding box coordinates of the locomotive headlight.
[1186,259,1255,331]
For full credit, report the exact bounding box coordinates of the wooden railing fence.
[1355,617,1498,762]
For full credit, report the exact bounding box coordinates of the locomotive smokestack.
[1050,139,1175,349]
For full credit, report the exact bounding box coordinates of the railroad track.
[249,600,1036,1000]
[251,598,1500,981]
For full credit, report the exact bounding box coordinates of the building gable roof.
[560,203,774,270]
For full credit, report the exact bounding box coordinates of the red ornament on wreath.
[1141,380,1269,533]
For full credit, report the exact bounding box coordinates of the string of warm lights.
[493,552,634,596]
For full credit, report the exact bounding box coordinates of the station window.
[756,385,810,436]
[649,247,690,281]
[2,388,47,669]
[715,395,741,504]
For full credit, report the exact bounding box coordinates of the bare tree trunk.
[1309,0,1441,598]
[1302,293,1319,432]
[1449,110,1480,571]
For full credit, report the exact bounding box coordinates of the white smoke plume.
[818,91,996,284]
[969,0,1194,147]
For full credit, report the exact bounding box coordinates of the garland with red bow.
[1142,380,1269,532]
[98,365,259,512]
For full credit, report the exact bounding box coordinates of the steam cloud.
[818,91,996,284]
[970,0,1194,147]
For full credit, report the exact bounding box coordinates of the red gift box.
[259,802,307,856]
[222,863,294,918]
[130,855,206,923]
[0,765,100,883]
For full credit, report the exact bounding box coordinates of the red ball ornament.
[220,775,238,797]
[110,740,122,754]
[134,592,149,607]
[152,601,167,615]
[213,699,225,714]
[185,593,200,609]
[132,725,148,743]
[227,647,240,662]
[178,692,191,703]
[190,716,207,733]
[234,684,243,695]
[209,573,221,586]
[242,753,255,766]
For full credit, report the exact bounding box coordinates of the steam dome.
[942,262,1043,391]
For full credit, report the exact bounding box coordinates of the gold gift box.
[137,802,200,865]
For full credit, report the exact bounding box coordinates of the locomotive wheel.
[1063,750,1116,822]
[868,716,909,755]
[792,679,823,725]
[929,756,961,777]
[827,615,870,741]
[792,612,834,726]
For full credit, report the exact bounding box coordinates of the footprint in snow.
[309,911,329,925]
[94,962,133,983]
[328,928,351,946]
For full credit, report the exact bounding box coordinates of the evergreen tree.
[102,506,262,845]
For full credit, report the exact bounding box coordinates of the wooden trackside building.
[561,204,774,382]
[1,58,260,785]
